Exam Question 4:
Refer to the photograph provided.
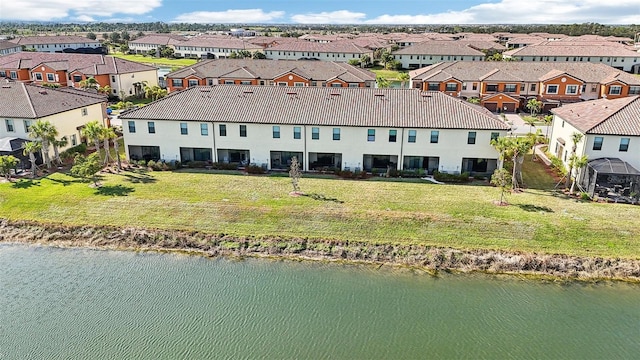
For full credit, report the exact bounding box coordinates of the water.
[1,244,639,359]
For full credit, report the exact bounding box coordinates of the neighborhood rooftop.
[0,52,157,75]
[120,85,510,131]
[551,96,640,136]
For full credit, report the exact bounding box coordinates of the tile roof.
[504,41,640,57]
[176,36,263,50]
[551,96,640,136]
[10,35,100,45]
[0,82,106,119]
[0,40,21,51]
[266,40,371,54]
[409,61,640,86]
[0,52,156,75]
[166,59,376,82]
[393,41,486,56]
[129,35,186,46]
[120,86,509,131]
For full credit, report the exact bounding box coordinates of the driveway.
[502,113,549,136]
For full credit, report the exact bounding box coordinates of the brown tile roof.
[409,61,640,86]
[551,96,640,136]
[0,52,156,75]
[10,35,100,45]
[267,40,371,54]
[394,41,486,56]
[167,59,375,83]
[504,41,640,57]
[177,36,263,51]
[129,35,186,46]
[0,40,21,51]
[120,86,509,131]
[0,82,106,119]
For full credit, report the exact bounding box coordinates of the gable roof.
[0,52,156,75]
[0,82,106,119]
[393,41,486,56]
[120,86,510,131]
[551,96,640,136]
[10,35,100,46]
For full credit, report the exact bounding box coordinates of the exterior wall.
[30,64,65,86]
[174,46,263,59]
[0,102,106,158]
[549,115,587,166]
[601,81,631,99]
[481,94,520,112]
[112,70,158,98]
[21,42,101,53]
[508,56,640,72]
[480,81,522,97]
[395,54,483,69]
[264,50,373,62]
[273,73,310,86]
[540,75,584,101]
[0,45,22,56]
[122,119,505,172]
[583,134,640,171]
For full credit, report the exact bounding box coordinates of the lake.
[1,244,638,359]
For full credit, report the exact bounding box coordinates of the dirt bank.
[1,219,639,282]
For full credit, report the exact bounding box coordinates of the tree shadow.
[95,184,135,196]
[11,179,40,189]
[515,203,554,213]
[121,171,157,184]
[47,177,84,186]
[301,193,344,204]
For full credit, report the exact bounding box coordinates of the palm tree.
[397,72,410,89]
[101,127,117,167]
[565,132,584,189]
[523,116,537,134]
[526,99,542,117]
[23,141,41,179]
[79,77,98,90]
[359,54,371,68]
[51,136,68,166]
[526,129,545,161]
[491,136,533,190]
[542,115,553,139]
[376,75,390,89]
[568,154,589,195]
[28,120,55,169]
[81,121,104,162]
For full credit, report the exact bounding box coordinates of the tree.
[102,33,109,40]
[101,127,114,166]
[491,136,533,190]
[491,168,511,205]
[542,115,553,139]
[252,51,266,59]
[0,155,19,181]
[289,156,301,193]
[467,97,480,104]
[397,72,409,88]
[568,154,589,195]
[79,77,98,90]
[160,45,174,58]
[109,32,121,43]
[28,120,55,169]
[385,60,402,70]
[526,99,542,117]
[81,121,104,162]
[52,136,68,165]
[97,85,111,95]
[71,153,102,187]
[144,83,168,101]
[523,116,537,133]
[359,54,371,68]
[380,49,393,68]
[86,32,97,40]
[348,58,360,66]
[121,31,130,41]
[376,75,390,88]
[565,132,584,189]
[526,129,545,161]
[23,141,41,179]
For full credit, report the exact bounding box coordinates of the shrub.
[188,161,206,168]
[211,162,238,170]
[245,165,265,174]
[137,160,147,167]
[580,192,591,201]
[433,171,470,183]
[548,155,567,177]
[60,143,87,161]
[147,160,157,170]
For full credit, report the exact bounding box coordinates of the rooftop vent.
[286,92,297,95]
[243,90,254,94]
[374,94,385,97]
[329,93,340,96]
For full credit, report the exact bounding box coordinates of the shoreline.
[1,219,639,283]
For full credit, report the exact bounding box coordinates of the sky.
[1,0,639,24]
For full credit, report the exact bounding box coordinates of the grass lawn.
[369,66,408,80]
[1,158,639,259]
[111,54,197,68]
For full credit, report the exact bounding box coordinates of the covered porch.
[461,158,498,176]
[309,152,342,171]
[180,147,212,163]
[580,158,640,203]
[128,145,160,162]
[363,154,398,172]
[403,156,439,174]
[0,137,38,170]
[270,151,303,170]
[217,149,250,165]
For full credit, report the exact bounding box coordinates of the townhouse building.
[0,40,22,56]
[0,82,108,168]
[165,59,376,92]
[263,40,373,62]
[119,86,509,175]
[128,34,186,55]
[173,36,264,59]
[9,35,103,54]
[392,41,488,69]
[549,96,640,196]
[503,41,640,73]
[410,62,640,112]
[0,52,158,99]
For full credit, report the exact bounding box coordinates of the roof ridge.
[22,83,38,118]
[587,96,640,132]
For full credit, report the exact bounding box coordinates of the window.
[171,79,182,87]
[73,75,82,82]
[546,84,558,94]
[34,73,43,81]
[504,84,517,93]
[388,129,397,142]
[293,126,301,139]
[566,85,578,94]
[294,82,305,87]
[0,71,5,77]
[591,84,598,92]
[491,132,500,142]
[609,86,622,95]
[200,123,208,136]
[520,83,525,91]
[128,121,136,133]
[46,73,55,82]
[331,82,342,87]
[10,71,17,79]
[71,134,77,146]
[81,108,88,116]
[408,130,416,143]
[272,126,280,138]
[593,137,603,151]
[619,138,630,152]
[311,127,319,140]
[24,120,32,133]
[530,83,536,91]
[486,84,498,92]
[219,124,226,136]
[472,83,478,90]
[430,130,439,143]
[180,122,188,135]
[240,125,247,137]
[241,81,252,85]
[427,82,439,91]
[629,86,640,95]
[277,82,287,86]
[367,129,375,142]
[445,83,457,92]
[147,121,155,134]
[224,80,234,84]
[188,79,198,87]
[333,128,340,140]
[467,132,477,145]
[111,75,115,82]
[5,119,14,132]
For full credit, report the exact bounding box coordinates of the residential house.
[0,52,158,98]
[0,82,108,168]
[173,36,264,59]
[392,41,488,69]
[119,86,510,175]
[263,40,373,62]
[9,35,103,54]
[165,59,376,92]
[0,40,21,56]
[128,34,186,55]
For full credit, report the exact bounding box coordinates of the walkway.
[502,113,549,136]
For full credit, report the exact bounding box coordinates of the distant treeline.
[0,22,638,39]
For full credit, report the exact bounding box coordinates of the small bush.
[433,171,470,183]
[580,192,591,201]
[188,161,207,168]
[60,144,87,161]
[212,162,238,170]
[548,154,567,177]
[245,165,265,174]
[147,160,157,170]
[137,160,147,167]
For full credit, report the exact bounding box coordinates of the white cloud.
[172,9,285,23]
[291,10,366,24]
[76,15,96,23]
[0,0,162,21]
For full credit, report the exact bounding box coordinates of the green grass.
[1,163,639,259]
[111,54,197,68]
[370,66,408,80]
